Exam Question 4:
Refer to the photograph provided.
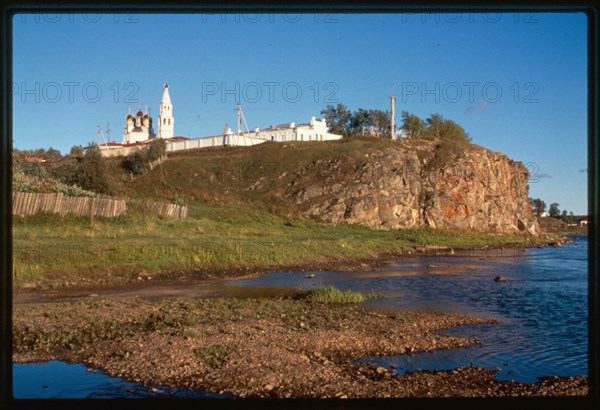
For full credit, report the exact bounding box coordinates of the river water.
[14,235,587,397]
[222,234,588,383]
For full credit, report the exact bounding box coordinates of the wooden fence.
[12,192,188,219]
[12,192,127,218]
[148,201,188,219]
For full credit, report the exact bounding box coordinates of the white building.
[250,116,340,143]
[122,109,156,144]
[109,85,343,156]
[158,83,174,139]
[121,84,175,144]
[167,116,342,153]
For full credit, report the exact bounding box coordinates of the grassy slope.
[114,139,402,204]
[13,139,551,289]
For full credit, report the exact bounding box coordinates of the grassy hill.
[13,138,552,290]
[110,138,395,205]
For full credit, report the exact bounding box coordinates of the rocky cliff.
[273,139,538,235]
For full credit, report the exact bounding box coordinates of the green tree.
[549,202,560,218]
[370,109,391,138]
[45,147,62,160]
[347,108,391,138]
[529,197,547,217]
[48,146,109,193]
[425,113,445,139]
[401,111,425,139]
[351,108,372,136]
[76,147,110,193]
[438,119,471,142]
[69,145,85,157]
[320,103,353,137]
[561,210,568,222]
[424,113,471,142]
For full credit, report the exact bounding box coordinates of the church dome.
[136,111,143,116]
[143,114,149,118]
[126,114,133,119]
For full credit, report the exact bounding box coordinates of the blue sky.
[12,12,588,214]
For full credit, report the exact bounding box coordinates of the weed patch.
[194,344,235,368]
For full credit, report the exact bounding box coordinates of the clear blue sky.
[12,12,588,214]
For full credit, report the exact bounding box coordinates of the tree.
[348,108,390,138]
[320,103,353,137]
[425,113,445,139]
[47,145,109,193]
[424,113,471,143]
[561,209,568,222]
[529,197,547,217]
[549,202,560,218]
[438,119,471,142]
[69,145,85,157]
[401,111,425,139]
[351,108,372,136]
[76,147,110,193]
[45,147,62,160]
[370,109,391,138]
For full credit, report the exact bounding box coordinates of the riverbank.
[12,294,587,398]
[12,203,566,292]
[12,239,571,307]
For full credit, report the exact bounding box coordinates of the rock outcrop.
[275,139,538,235]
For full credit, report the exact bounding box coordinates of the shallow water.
[13,360,231,399]
[224,235,588,383]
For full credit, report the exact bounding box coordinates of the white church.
[122,84,174,144]
[97,83,342,157]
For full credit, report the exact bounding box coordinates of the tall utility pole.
[390,84,396,140]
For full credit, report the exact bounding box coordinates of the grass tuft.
[193,344,235,368]
[299,286,365,304]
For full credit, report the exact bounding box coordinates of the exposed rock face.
[277,140,538,235]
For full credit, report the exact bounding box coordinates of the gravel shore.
[13,295,588,398]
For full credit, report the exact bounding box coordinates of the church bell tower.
[158,83,174,139]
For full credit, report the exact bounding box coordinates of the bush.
[19,161,48,179]
[52,182,96,198]
[75,149,110,193]
[122,151,149,176]
[48,161,80,186]
[12,180,40,193]
[121,139,166,176]
[146,138,166,162]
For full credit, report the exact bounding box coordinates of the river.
[14,235,588,397]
